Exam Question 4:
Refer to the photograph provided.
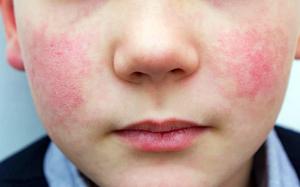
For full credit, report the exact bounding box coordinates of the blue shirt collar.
[44,128,300,187]
[43,143,87,187]
[265,130,299,186]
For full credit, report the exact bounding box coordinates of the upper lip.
[116,118,206,133]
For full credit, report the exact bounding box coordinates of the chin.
[93,167,212,187]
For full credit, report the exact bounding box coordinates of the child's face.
[3,0,300,186]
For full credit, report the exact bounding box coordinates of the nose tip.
[112,3,200,84]
[113,42,199,84]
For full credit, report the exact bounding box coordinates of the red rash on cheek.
[26,27,91,118]
[210,0,223,7]
[215,27,288,100]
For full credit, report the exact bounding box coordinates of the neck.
[222,157,255,187]
[80,172,99,187]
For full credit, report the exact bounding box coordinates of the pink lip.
[114,119,209,152]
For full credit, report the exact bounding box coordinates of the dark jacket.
[0,126,299,187]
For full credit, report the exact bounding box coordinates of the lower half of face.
[15,0,299,186]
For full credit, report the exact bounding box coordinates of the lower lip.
[114,127,207,152]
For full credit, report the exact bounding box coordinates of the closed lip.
[115,118,208,132]
[113,118,209,152]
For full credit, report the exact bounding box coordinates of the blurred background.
[0,21,300,162]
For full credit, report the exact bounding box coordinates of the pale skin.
[1,0,300,187]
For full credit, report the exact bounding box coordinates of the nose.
[113,5,200,84]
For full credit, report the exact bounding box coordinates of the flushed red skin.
[25,26,91,119]
[10,1,298,186]
[214,27,288,100]
[24,24,289,123]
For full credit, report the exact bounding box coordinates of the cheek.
[25,26,92,120]
[214,27,289,100]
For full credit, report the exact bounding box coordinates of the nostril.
[128,68,187,83]
[170,68,184,75]
[131,72,148,80]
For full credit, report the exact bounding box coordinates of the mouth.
[114,118,209,152]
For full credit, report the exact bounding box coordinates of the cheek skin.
[26,26,91,120]
[214,27,288,100]
[50,0,106,25]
